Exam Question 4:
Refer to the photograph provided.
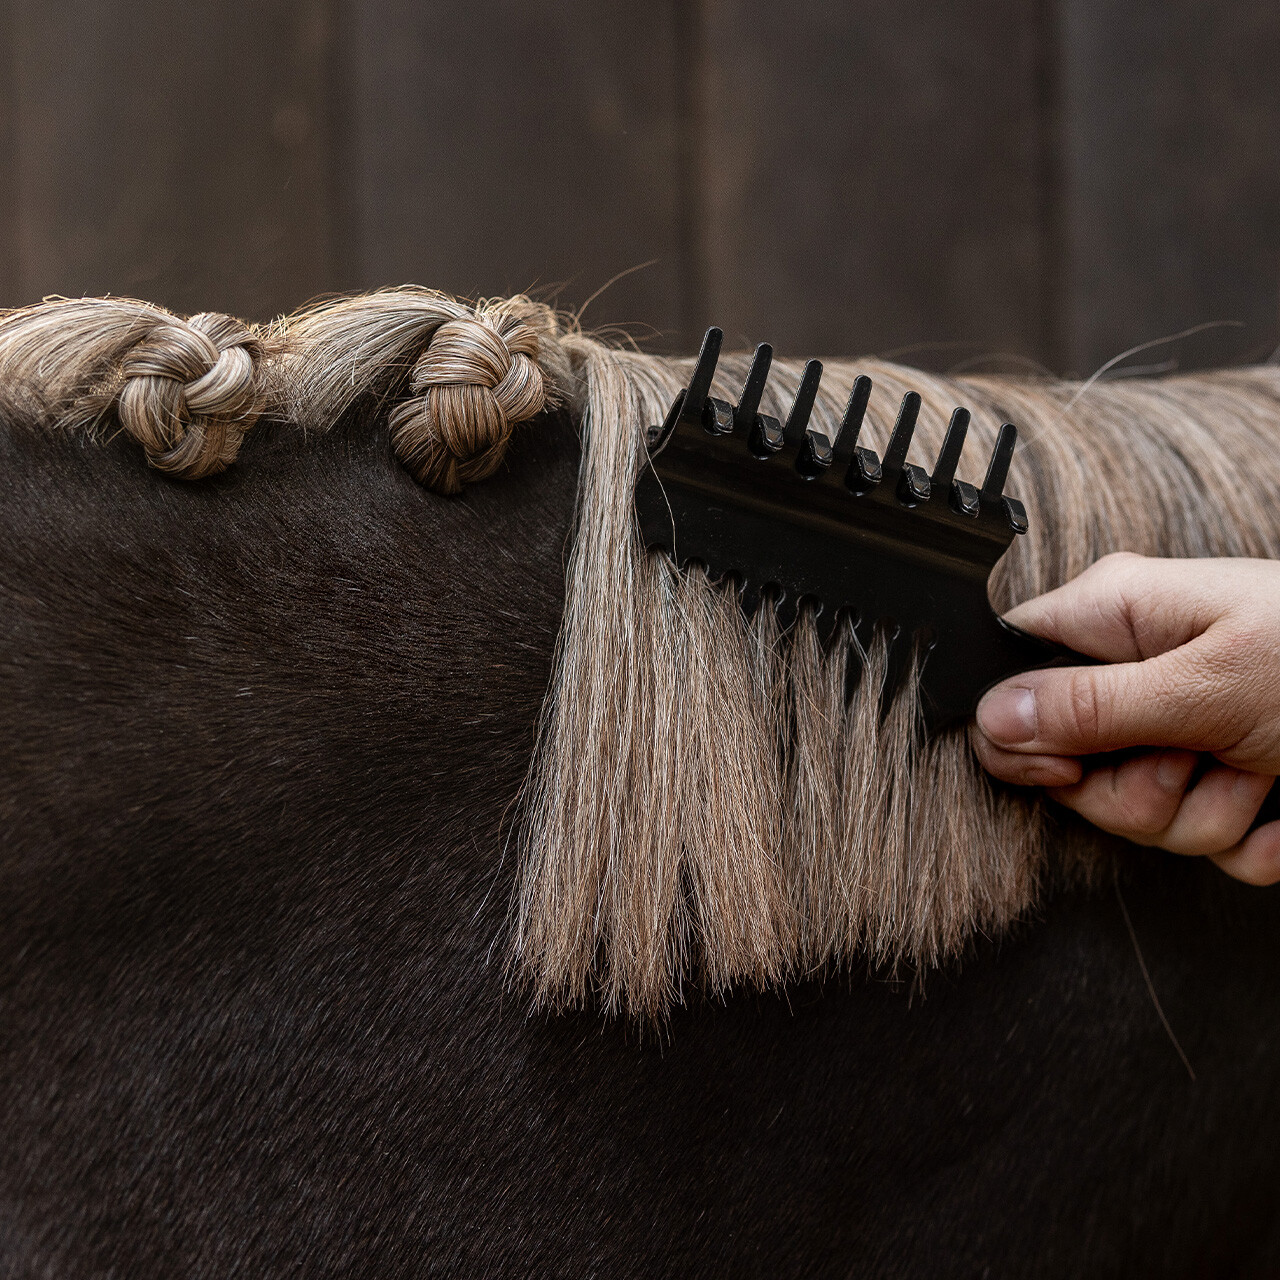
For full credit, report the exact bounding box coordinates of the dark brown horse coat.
[1,406,1278,1278]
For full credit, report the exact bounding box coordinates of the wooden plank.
[6,0,337,321]
[696,0,1051,367]
[1058,0,1280,374]
[349,1,684,347]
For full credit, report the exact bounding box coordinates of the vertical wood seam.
[673,0,707,346]
[0,0,21,303]
[1036,0,1066,374]
[323,0,360,292]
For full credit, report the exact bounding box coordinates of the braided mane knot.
[392,301,550,494]
[118,312,263,479]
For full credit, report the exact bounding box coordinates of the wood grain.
[5,0,337,320]
[0,0,17,304]
[1058,0,1280,374]
[0,1,1276,376]
[695,0,1052,369]
[347,0,685,346]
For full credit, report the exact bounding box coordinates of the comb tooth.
[749,413,785,458]
[1004,495,1029,534]
[980,422,1018,501]
[884,392,929,504]
[931,407,970,490]
[831,375,872,465]
[795,427,834,478]
[782,360,823,448]
[733,343,773,435]
[846,445,881,494]
[678,326,724,429]
[951,479,981,517]
[706,398,735,434]
[899,464,931,504]
[882,392,921,473]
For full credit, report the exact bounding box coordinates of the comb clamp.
[634,327,1091,732]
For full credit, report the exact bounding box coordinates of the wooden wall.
[0,0,1276,375]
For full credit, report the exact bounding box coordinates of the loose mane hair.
[4,288,1280,1019]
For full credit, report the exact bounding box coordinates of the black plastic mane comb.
[634,328,1090,733]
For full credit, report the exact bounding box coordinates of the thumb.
[975,647,1212,758]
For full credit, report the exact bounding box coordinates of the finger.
[975,645,1215,758]
[1045,749,1197,843]
[969,727,1083,788]
[1153,766,1274,856]
[1051,760,1270,855]
[1003,553,1219,661]
[1210,819,1280,886]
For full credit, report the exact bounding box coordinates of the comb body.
[634,330,1090,733]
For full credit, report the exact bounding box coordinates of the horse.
[1,291,1278,1277]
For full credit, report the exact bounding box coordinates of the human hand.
[971,553,1280,885]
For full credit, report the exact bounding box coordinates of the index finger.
[1003,553,1222,662]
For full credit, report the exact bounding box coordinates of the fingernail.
[1155,751,1193,793]
[976,686,1037,745]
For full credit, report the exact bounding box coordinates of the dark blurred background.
[0,1,1276,375]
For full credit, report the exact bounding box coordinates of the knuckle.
[1072,553,1151,657]
[1171,783,1266,858]
[1125,790,1177,839]
[1062,670,1106,745]
[1180,822,1241,860]
[1099,549,1143,569]
[1092,550,1144,583]
[1227,724,1280,771]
